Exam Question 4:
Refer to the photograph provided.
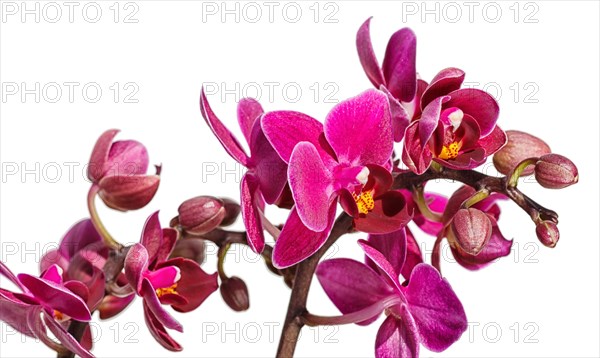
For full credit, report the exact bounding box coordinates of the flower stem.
[302,295,401,327]
[506,157,539,188]
[87,185,122,250]
[217,243,231,281]
[412,185,442,222]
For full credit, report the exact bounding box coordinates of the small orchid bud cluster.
[0,17,580,358]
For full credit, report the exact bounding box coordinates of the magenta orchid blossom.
[317,240,467,357]
[124,212,218,351]
[1,16,580,358]
[200,91,288,253]
[261,89,411,268]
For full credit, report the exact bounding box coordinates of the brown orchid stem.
[276,167,560,357]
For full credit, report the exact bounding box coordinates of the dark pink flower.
[402,68,507,174]
[262,89,408,268]
[0,262,93,358]
[317,241,467,356]
[200,91,287,254]
[87,129,160,211]
[124,212,218,351]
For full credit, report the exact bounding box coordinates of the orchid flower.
[124,212,218,351]
[317,241,467,357]
[262,89,411,268]
[0,262,94,358]
[200,91,288,253]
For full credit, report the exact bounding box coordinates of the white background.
[1,1,599,357]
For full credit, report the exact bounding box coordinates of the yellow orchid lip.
[156,283,178,298]
[353,191,375,215]
[438,141,462,160]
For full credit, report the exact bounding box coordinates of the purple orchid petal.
[98,294,136,320]
[356,17,385,89]
[124,243,150,293]
[105,140,149,177]
[155,228,178,265]
[367,229,407,277]
[289,142,334,232]
[339,188,359,218]
[445,88,499,136]
[80,324,93,351]
[140,212,163,265]
[42,310,95,358]
[144,266,180,289]
[382,28,417,103]
[358,240,402,291]
[324,89,393,166]
[237,97,264,146]
[375,311,419,358]
[434,148,486,170]
[402,122,432,175]
[240,174,265,254]
[58,219,102,260]
[0,290,37,337]
[272,205,336,269]
[157,258,218,313]
[380,86,410,142]
[413,193,447,236]
[0,261,27,292]
[261,110,332,165]
[143,302,183,351]
[249,120,288,204]
[354,190,412,234]
[87,129,119,183]
[404,264,467,352]
[41,265,63,285]
[200,89,249,166]
[317,258,394,325]
[27,306,63,353]
[401,228,423,280]
[40,250,69,274]
[17,274,91,322]
[451,222,513,270]
[418,96,449,147]
[478,125,508,156]
[140,278,183,332]
[420,68,465,108]
[442,186,476,223]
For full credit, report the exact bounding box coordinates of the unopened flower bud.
[169,238,206,264]
[220,276,249,311]
[535,154,579,189]
[493,130,551,176]
[220,198,241,227]
[178,196,225,235]
[98,174,160,211]
[451,208,492,255]
[536,221,560,248]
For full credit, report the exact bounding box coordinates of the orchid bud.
[220,198,241,227]
[493,130,551,176]
[220,276,250,311]
[534,154,579,189]
[451,208,492,255]
[169,238,206,264]
[88,129,149,183]
[98,173,160,211]
[536,221,560,248]
[178,196,225,235]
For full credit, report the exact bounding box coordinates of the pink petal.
[478,125,508,156]
[356,17,385,89]
[17,274,91,322]
[354,191,412,234]
[402,122,432,175]
[324,89,393,166]
[124,243,150,293]
[157,258,219,313]
[418,96,448,147]
[375,312,419,358]
[143,302,182,351]
[105,140,149,177]
[317,258,393,325]
[289,142,334,232]
[380,86,410,142]
[144,266,180,289]
[420,67,465,108]
[155,228,178,264]
[200,89,249,166]
[58,219,102,260]
[261,110,334,166]
[87,129,119,183]
[445,88,499,136]
[98,294,135,320]
[382,28,417,102]
[404,264,467,352]
[40,265,63,285]
[367,229,407,277]
[98,174,160,211]
[401,228,423,280]
[249,121,288,204]
[237,97,263,145]
[358,240,402,291]
[451,222,513,271]
[0,290,37,337]
[140,278,183,332]
[240,174,265,254]
[0,261,27,292]
[40,250,69,274]
[42,310,95,358]
[272,205,336,269]
[140,212,163,264]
